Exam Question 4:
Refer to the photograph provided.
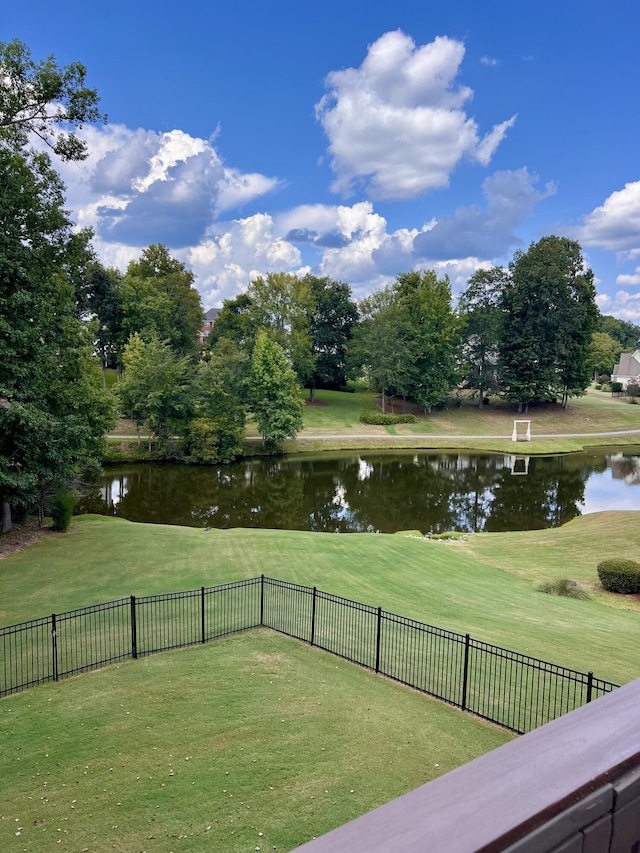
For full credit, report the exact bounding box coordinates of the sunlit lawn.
[0,630,511,853]
[2,513,639,685]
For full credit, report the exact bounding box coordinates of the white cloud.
[616,268,640,287]
[480,56,499,67]
[315,30,516,200]
[576,180,640,255]
[52,123,279,250]
[412,167,555,260]
[596,290,640,322]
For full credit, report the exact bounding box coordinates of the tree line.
[2,38,639,533]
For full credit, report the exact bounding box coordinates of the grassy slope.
[0,630,511,853]
[288,388,640,455]
[2,513,639,685]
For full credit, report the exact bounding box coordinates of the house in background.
[199,307,221,345]
[611,349,640,388]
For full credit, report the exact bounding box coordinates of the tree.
[0,147,116,531]
[187,339,250,463]
[500,237,598,410]
[394,270,461,410]
[118,334,194,453]
[589,332,622,379]
[208,293,258,351]
[0,38,105,161]
[248,272,316,387]
[458,267,507,407]
[348,288,417,411]
[250,330,304,449]
[304,275,359,395]
[85,262,125,382]
[120,244,204,358]
[597,315,640,351]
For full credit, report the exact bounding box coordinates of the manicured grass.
[0,630,511,853]
[285,388,640,456]
[2,514,639,685]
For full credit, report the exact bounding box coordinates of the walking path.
[109,428,640,441]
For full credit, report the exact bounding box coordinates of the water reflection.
[77,450,640,534]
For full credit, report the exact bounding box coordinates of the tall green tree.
[0,148,116,531]
[118,334,194,453]
[394,270,461,410]
[500,237,598,410]
[250,330,304,450]
[248,272,316,387]
[458,267,507,407]
[187,339,250,463]
[348,288,417,411]
[304,274,359,395]
[120,244,204,358]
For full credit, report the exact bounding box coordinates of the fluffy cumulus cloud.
[315,31,517,200]
[576,181,640,256]
[55,124,280,250]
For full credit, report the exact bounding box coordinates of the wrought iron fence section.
[1,615,54,696]
[55,598,131,679]
[262,577,313,642]
[0,576,620,735]
[378,613,466,706]
[314,589,377,669]
[204,577,262,642]
[136,589,201,656]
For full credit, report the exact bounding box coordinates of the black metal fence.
[0,576,618,734]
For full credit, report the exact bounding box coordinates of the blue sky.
[5,0,640,318]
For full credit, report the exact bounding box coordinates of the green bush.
[597,558,640,594]
[611,381,623,393]
[50,490,75,532]
[359,410,416,425]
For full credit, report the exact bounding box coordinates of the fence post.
[375,607,382,673]
[310,587,317,646]
[51,614,58,682]
[201,586,206,644]
[130,596,137,660]
[586,671,594,704]
[260,575,265,627]
[461,634,471,711]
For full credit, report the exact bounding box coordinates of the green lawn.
[2,513,639,685]
[0,630,511,853]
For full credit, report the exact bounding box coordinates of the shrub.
[359,410,416,425]
[597,558,640,594]
[50,490,75,532]
[611,381,623,393]
[537,578,591,600]
[429,531,467,541]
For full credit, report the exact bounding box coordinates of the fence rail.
[0,576,618,734]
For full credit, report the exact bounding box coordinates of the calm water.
[75,449,640,534]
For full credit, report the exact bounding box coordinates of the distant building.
[199,307,221,345]
[611,349,640,388]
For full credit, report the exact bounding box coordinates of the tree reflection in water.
[76,449,639,534]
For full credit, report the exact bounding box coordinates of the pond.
[75,449,640,534]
